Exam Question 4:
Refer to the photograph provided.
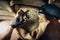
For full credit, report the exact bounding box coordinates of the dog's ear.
[18,9,24,15]
[25,10,29,13]
[20,9,24,12]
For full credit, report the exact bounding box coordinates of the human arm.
[0,17,21,40]
[1,26,13,40]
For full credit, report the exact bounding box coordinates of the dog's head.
[15,7,49,40]
[15,7,39,32]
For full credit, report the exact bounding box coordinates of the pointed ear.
[20,9,24,13]
[25,10,29,13]
[18,9,24,14]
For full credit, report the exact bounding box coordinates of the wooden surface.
[0,10,15,20]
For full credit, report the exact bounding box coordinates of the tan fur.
[31,14,50,40]
[15,7,50,40]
